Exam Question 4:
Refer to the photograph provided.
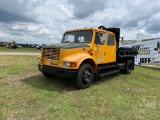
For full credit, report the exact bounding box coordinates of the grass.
[0,46,40,52]
[0,55,160,120]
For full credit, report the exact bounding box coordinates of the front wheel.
[74,64,94,89]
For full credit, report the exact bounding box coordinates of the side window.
[94,32,102,44]
[107,35,114,45]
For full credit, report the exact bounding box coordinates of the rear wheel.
[125,59,133,74]
[74,64,94,89]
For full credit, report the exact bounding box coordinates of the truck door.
[94,32,106,64]
[105,33,116,63]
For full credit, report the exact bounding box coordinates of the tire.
[42,72,55,78]
[125,59,133,74]
[74,64,94,89]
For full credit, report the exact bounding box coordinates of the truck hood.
[43,43,90,49]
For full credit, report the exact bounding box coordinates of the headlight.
[37,58,41,62]
[63,62,70,66]
[63,61,77,67]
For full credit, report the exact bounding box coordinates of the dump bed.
[117,47,138,57]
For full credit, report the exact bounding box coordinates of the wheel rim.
[81,69,93,86]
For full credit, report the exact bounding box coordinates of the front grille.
[43,48,60,60]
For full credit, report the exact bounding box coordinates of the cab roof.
[65,27,106,33]
[65,26,120,45]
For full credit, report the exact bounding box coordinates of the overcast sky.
[0,0,160,44]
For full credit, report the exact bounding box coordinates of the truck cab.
[38,26,137,89]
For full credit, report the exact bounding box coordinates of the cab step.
[97,63,125,71]
[97,69,120,78]
[97,64,117,70]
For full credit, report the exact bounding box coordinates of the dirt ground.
[0,52,40,56]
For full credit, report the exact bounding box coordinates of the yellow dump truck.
[38,26,138,89]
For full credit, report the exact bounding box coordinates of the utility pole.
[137,33,139,40]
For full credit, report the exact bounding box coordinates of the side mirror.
[154,48,158,51]
[120,37,124,43]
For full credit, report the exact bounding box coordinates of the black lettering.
[132,45,141,50]
[144,58,148,63]
[140,58,153,63]
[148,58,151,63]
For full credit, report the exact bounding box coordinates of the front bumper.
[38,64,77,79]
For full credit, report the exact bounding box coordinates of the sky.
[0,0,160,44]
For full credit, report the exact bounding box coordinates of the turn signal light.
[70,62,77,67]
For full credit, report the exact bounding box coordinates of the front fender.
[62,53,94,69]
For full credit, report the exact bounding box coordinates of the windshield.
[61,30,92,43]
